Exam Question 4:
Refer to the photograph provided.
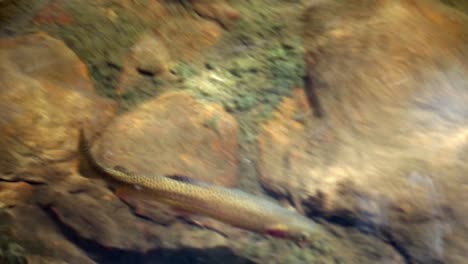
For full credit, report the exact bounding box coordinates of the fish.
[78,129,322,246]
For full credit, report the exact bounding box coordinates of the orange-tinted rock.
[33,0,74,25]
[257,89,317,195]
[91,91,239,187]
[117,32,172,95]
[0,182,33,207]
[259,1,468,263]
[5,204,95,264]
[0,32,117,174]
[155,18,223,62]
[119,0,167,23]
[114,185,179,226]
[48,179,166,252]
[126,32,171,76]
[1,159,235,255]
[191,0,241,29]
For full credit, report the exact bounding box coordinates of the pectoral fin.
[265,224,289,238]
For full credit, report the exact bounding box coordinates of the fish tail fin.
[77,128,104,179]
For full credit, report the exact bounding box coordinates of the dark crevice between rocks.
[136,67,156,77]
[41,204,254,264]
[192,13,229,30]
[327,214,411,264]
[262,188,412,264]
[0,178,46,186]
[305,206,412,264]
[106,61,122,71]
[379,230,413,264]
[113,194,176,227]
[303,74,325,118]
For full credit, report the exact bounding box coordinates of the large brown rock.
[0,32,116,174]
[117,13,225,95]
[117,31,172,95]
[91,91,239,187]
[84,91,240,243]
[46,174,166,252]
[258,1,468,263]
[5,204,95,264]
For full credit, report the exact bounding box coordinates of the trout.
[79,129,321,246]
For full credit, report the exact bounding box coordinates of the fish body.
[79,130,321,244]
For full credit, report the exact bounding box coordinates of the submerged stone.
[92,91,239,187]
[258,1,468,263]
[0,32,116,174]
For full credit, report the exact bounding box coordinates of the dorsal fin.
[167,174,194,182]
[167,175,210,187]
[114,165,131,175]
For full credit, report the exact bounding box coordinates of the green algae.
[11,0,305,125]
[118,76,167,111]
[29,0,154,98]
[173,61,199,81]
[182,0,306,143]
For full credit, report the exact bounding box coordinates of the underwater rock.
[32,0,74,26]
[1,164,236,259]
[47,178,166,252]
[191,0,241,29]
[87,91,239,225]
[91,91,239,187]
[154,17,223,62]
[126,32,171,76]
[114,188,181,226]
[117,31,172,95]
[0,182,33,208]
[0,32,116,174]
[117,14,224,97]
[258,0,468,263]
[5,204,95,264]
